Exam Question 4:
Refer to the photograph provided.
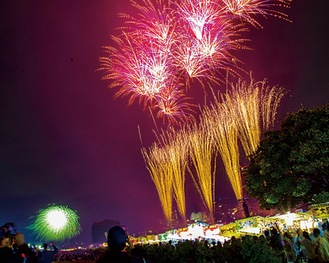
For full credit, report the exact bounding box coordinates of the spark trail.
[222,0,292,28]
[157,127,190,221]
[187,119,216,223]
[202,96,243,200]
[141,142,174,225]
[228,77,285,158]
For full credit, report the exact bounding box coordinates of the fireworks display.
[29,204,81,242]
[100,0,289,224]
[222,0,292,28]
[202,96,243,200]
[163,128,190,222]
[142,126,190,224]
[100,0,291,122]
[141,142,175,224]
[260,83,286,131]
[187,120,217,223]
[227,77,285,158]
[230,78,262,158]
[142,76,285,224]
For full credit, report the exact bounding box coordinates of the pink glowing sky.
[1,0,328,244]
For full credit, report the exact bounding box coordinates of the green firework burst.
[30,204,81,241]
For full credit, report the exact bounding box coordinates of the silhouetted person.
[97,225,143,263]
[269,227,285,262]
[0,230,13,263]
[282,232,296,263]
[242,201,250,218]
[297,229,318,263]
[313,228,329,262]
[39,243,58,263]
[0,222,39,263]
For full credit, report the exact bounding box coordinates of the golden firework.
[187,119,216,223]
[229,78,261,158]
[260,83,285,131]
[157,127,190,222]
[202,95,243,200]
[227,77,285,158]
[141,142,174,225]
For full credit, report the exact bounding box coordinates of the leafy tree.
[240,236,282,263]
[313,192,329,204]
[245,103,329,210]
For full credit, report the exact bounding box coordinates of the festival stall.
[219,222,238,238]
[135,203,329,245]
[309,202,329,219]
[235,216,263,235]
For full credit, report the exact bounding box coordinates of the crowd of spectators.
[54,249,103,262]
[52,225,329,263]
[3,222,329,263]
[51,236,283,263]
[51,233,296,263]
[130,236,283,263]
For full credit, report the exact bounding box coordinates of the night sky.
[1,0,329,245]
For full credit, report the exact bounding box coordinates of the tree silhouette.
[245,103,329,210]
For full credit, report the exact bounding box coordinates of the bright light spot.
[46,210,68,231]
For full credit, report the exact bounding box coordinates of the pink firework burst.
[100,32,171,107]
[100,30,193,120]
[173,16,249,81]
[122,0,177,45]
[100,0,197,121]
[99,0,292,124]
[175,0,223,40]
[154,82,196,124]
[221,0,292,28]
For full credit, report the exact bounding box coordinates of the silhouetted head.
[284,232,292,240]
[303,231,311,240]
[107,226,127,251]
[271,227,278,235]
[264,229,270,237]
[313,228,321,237]
[0,229,5,241]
